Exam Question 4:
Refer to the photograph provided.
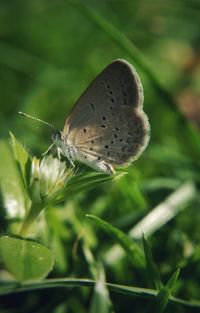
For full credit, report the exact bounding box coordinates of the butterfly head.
[51,129,73,162]
[52,130,63,145]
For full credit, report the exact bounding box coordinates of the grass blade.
[86,214,145,269]
[89,266,113,313]
[0,274,199,310]
[130,181,197,239]
[143,234,163,290]
[145,269,180,313]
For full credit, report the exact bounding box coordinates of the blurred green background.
[0,0,200,312]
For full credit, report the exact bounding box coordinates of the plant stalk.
[19,202,45,237]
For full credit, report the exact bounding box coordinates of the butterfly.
[20,59,150,174]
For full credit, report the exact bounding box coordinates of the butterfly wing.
[68,106,149,165]
[62,59,150,166]
[62,59,143,134]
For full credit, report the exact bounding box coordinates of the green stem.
[0,278,200,308]
[19,202,45,237]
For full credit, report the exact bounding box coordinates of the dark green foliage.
[0,1,200,312]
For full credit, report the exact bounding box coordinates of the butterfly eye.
[52,130,62,142]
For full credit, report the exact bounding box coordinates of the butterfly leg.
[42,143,55,157]
[68,158,75,168]
[56,147,75,168]
[64,153,75,168]
[57,148,62,166]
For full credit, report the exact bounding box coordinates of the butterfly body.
[52,130,115,174]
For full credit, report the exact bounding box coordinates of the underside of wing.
[67,106,150,165]
[62,59,144,137]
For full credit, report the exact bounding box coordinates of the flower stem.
[19,202,44,237]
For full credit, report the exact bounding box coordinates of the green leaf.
[0,236,54,282]
[145,269,180,313]
[9,132,31,189]
[0,140,27,218]
[86,214,145,268]
[52,171,125,205]
[143,234,163,289]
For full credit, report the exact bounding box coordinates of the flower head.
[30,155,73,204]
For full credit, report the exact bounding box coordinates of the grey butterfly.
[20,59,150,174]
[52,59,150,174]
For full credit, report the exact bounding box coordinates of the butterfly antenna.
[19,111,55,130]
